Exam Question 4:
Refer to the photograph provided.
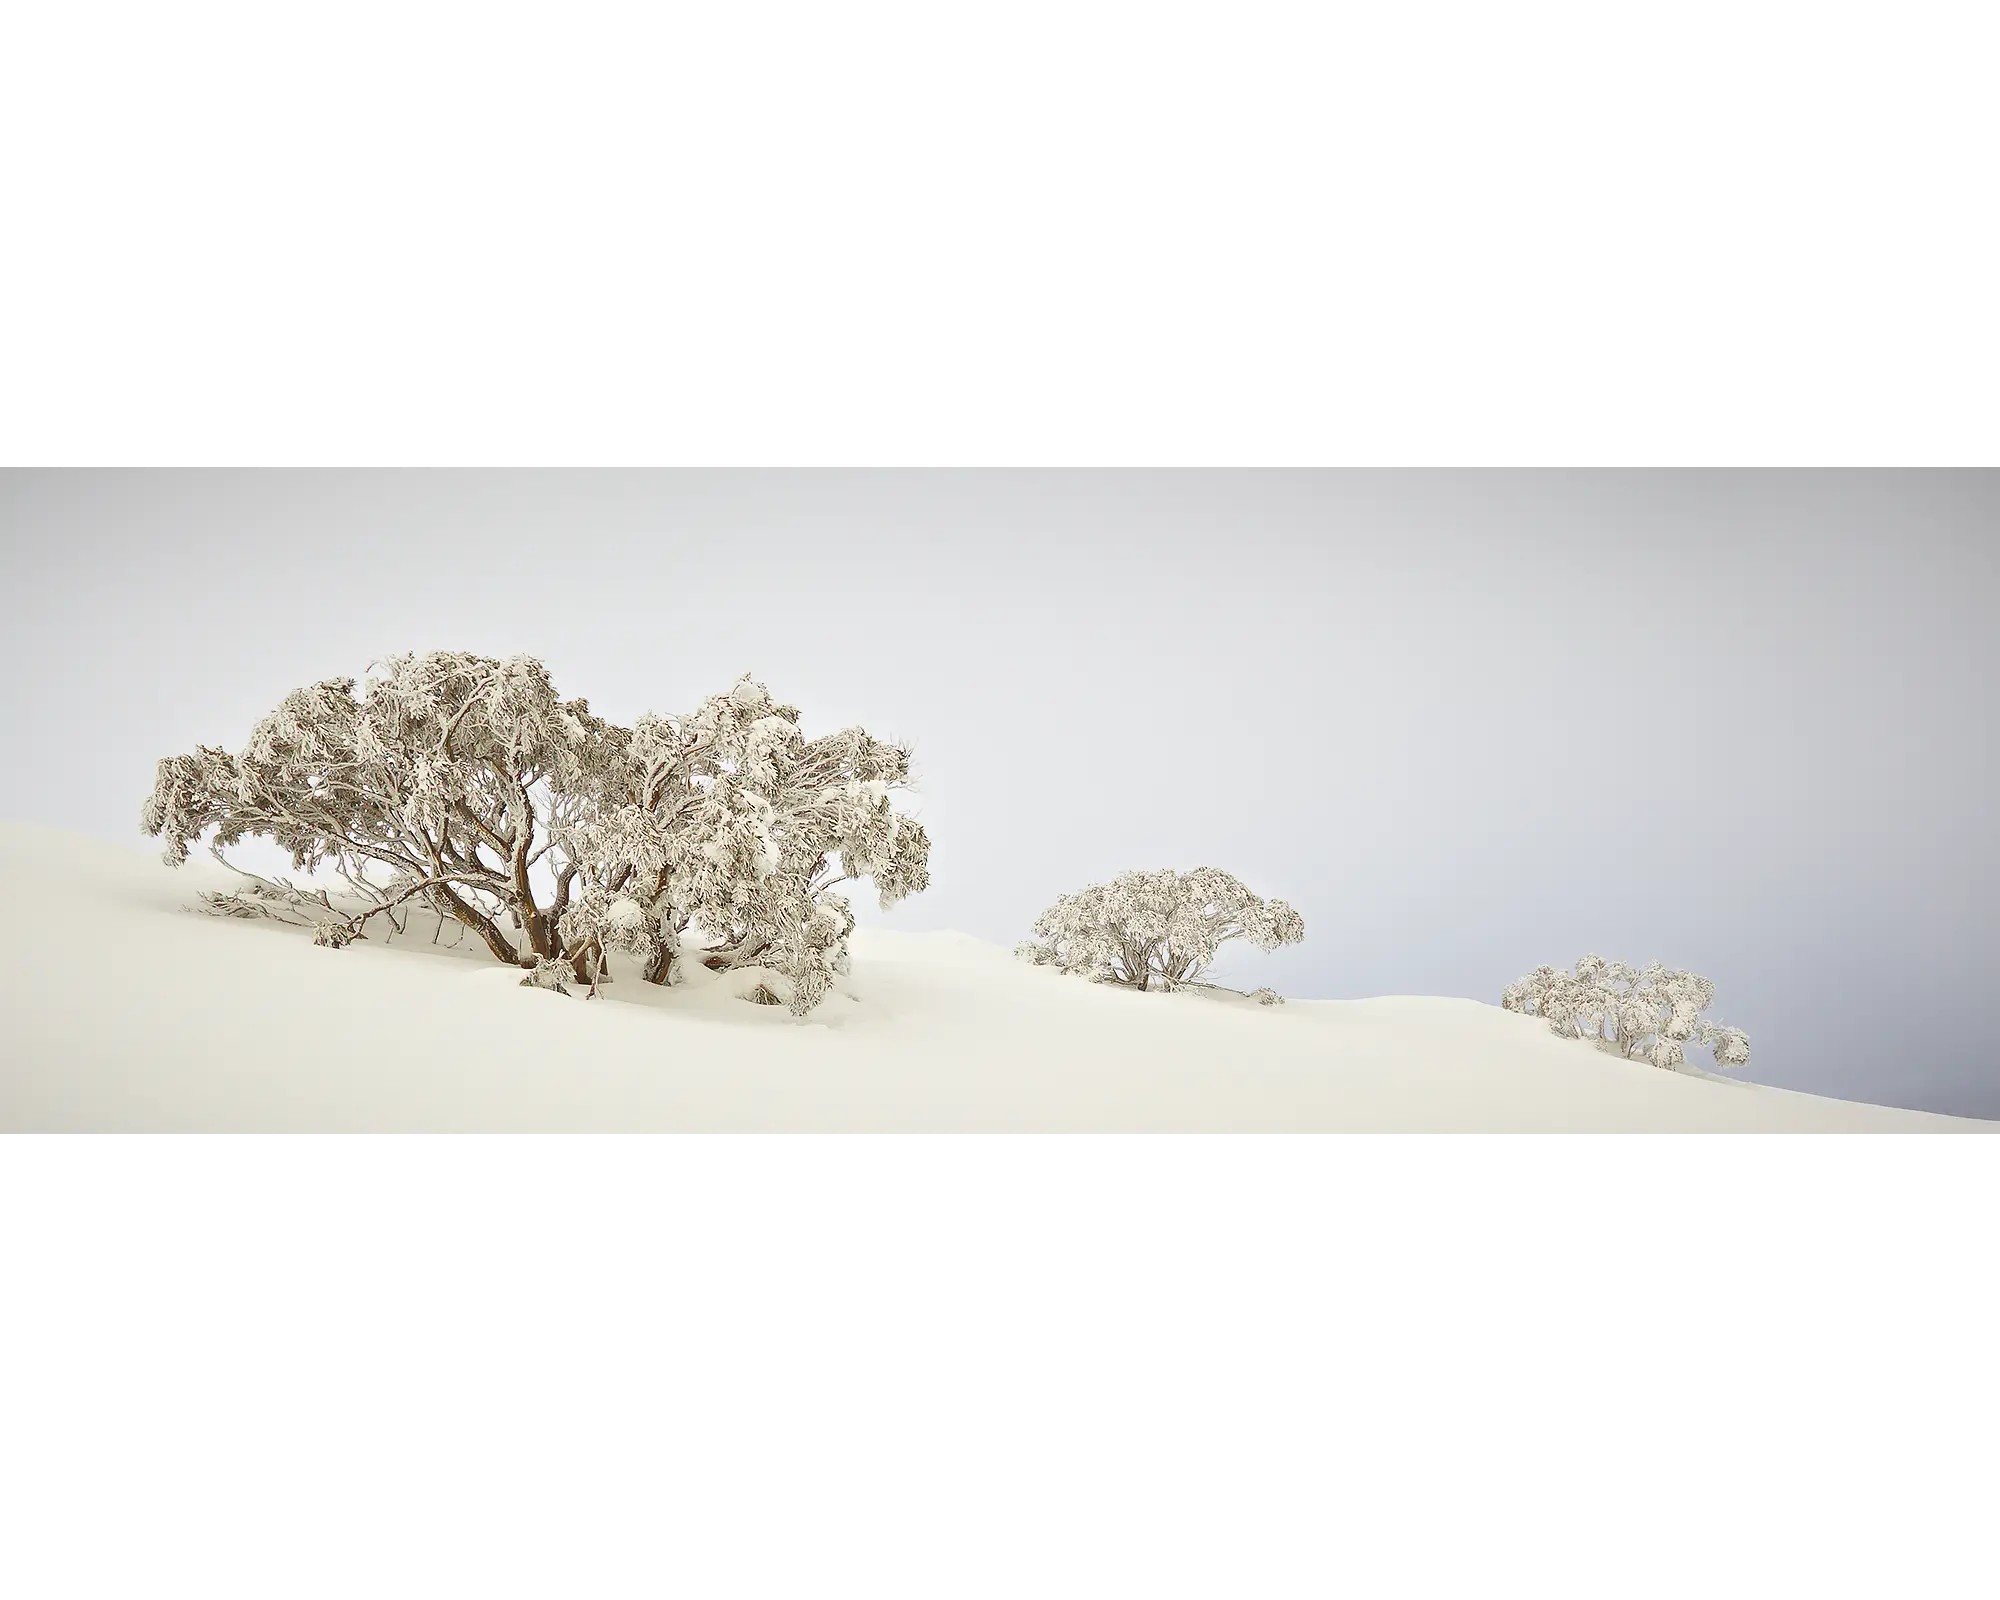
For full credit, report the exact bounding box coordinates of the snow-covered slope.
[1,822,1987,1132]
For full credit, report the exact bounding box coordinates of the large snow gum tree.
[1016,868,1304,998]
[142,651,931,1017]
[1501,956,1751,1072]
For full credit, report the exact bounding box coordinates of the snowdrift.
[0,822,1988,1133]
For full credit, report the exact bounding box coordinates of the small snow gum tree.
[1015,868,1304,999]
[1501,956,1751,1072]
[142,652,931,1017]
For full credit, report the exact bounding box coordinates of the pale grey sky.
[3,470,1994,1116]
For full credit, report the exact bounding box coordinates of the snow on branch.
[1501,956,1751,1071]
[1017,867,1305,998]
[142,654,931,1017]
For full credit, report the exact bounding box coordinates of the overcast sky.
[3,470,1994,1117]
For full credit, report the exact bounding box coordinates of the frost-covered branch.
[1502,955,1751,1072]
[1017,868,1304,998]
[143,654,931,1015]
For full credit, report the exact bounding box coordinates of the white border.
[3,4,1995,464]
[4,1137,1993,1598]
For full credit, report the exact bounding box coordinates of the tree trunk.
[503,781,555,961]
[568,941,612,987]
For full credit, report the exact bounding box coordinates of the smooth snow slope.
[0,823,1988,1132]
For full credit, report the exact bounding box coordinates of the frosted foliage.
[142,654,928,1017]
[1018,868,1304,997]
[519,957,574,994]
[1502,956,1750,1072]
[557,672,915,1017]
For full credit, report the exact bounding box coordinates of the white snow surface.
[2,823,1990,1133]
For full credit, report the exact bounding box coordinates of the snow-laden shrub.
[1501,956,1751,1071]
[143,651,930,1018]
[1248,987,1285,1007]
[1018,868,1304,997]
[518,956,574,994]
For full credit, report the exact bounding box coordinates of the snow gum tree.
[1016,868,1305,997]
[142,652,931,1017]
[1501,955,1751,1072]
[552,673,930,1015]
